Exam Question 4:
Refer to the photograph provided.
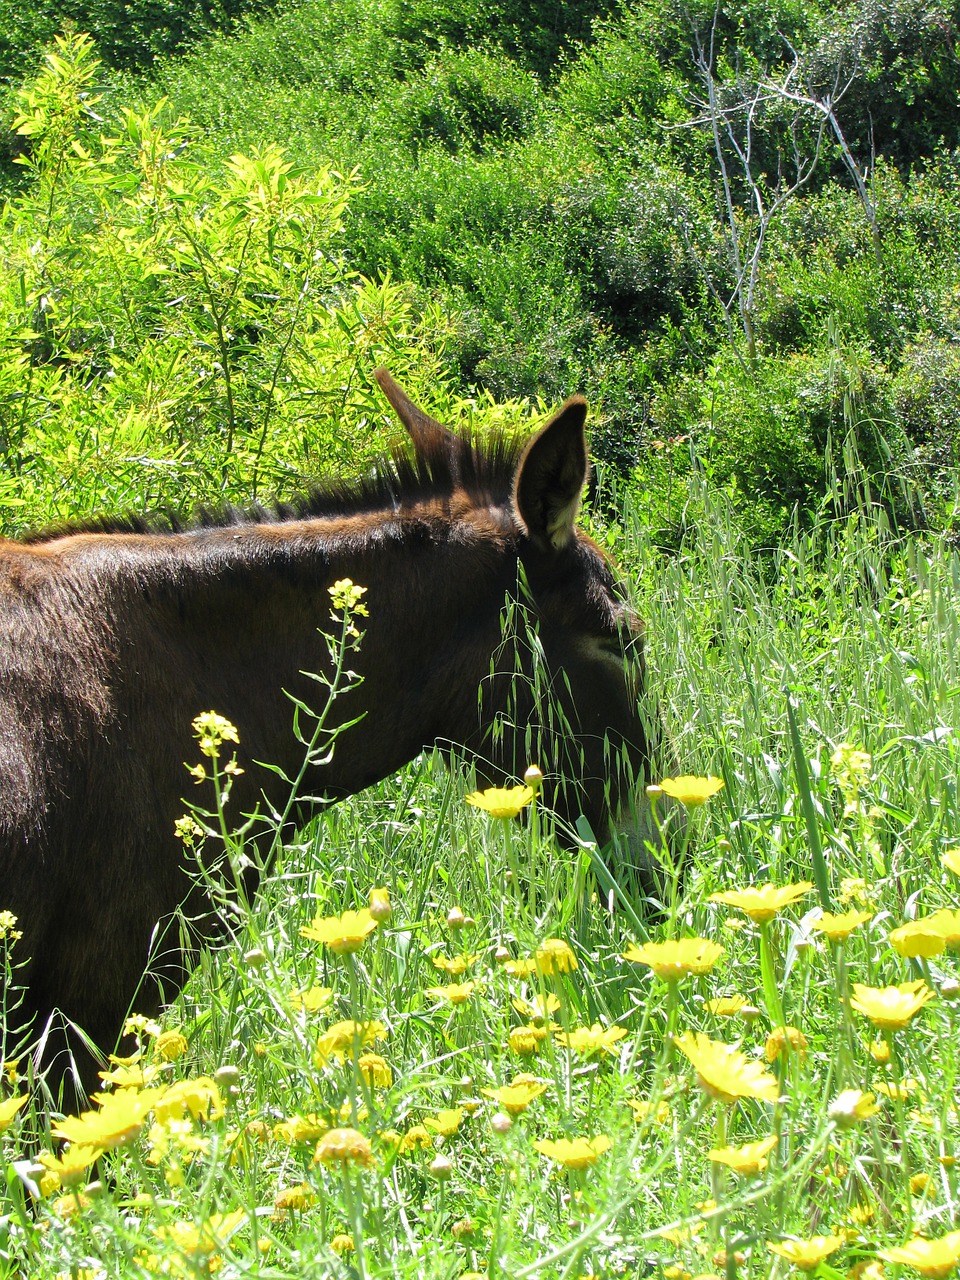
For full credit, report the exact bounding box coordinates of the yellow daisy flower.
[289,985,334,1012]
[657,775,725,806]
[312,1127,375,1168]
[704,995,749,1017]
[535,938,578,975]
[508,1024,546,1055]
[880,1231,960,1279]
[480,1078,548,1114]
[708,1134,777,1175]
[627,1097,671,1126]
[709,882,814,923]
[152,1030,189,1062]
[849,980,934,1029]
[431,953,481,975]
[0,1094,28,1132]
[273,1114,328,1144]
[768,1236,843,1271]
[890,918,948,959]
[811,909,873,940]
[764,1026,808,1063]
[37,1144,100,1189]
[398,1124,433,1154]
[425,981,478,1004]
[942,849,960,877]
[464,785,534,818]
[424,1108,465,1136]
[554,1023,628,1056]
[511,992,561,1022]
[274,1183,316,1213]
[674,1032,780,1104]
[828,1089,880,1128]
[533,1135,612,1169]
[300,908,379,954]
[357,1053,392,1088]
[624,937,724,980]
[52,1088,164,1152]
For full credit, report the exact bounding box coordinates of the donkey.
[0,369,673,1105]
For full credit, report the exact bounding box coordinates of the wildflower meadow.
[0,465,958,1280]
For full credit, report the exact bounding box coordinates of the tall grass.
[2,467,958,1278]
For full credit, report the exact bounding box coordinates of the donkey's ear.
[374,367,458,455]
[512,397,589,552]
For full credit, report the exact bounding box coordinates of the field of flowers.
[1,476,959,1280]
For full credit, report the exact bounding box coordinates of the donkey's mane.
[21,427,527,544]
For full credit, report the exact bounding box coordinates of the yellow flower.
[290,985,334,1012]
[465,785,534,818]
[503,956,538,977]
[929,908,960,947]
[481,1078,548,1114]
[315,1019,387,1065]
[152,1030,189,1062]
[37,1144,100,1189]
[555,1023,628,1056]
[274,1183,316,1213]
[511,992,561,1022]
[704,995,749,1017]
[431,953,481,975]
[881,1232,960,1278]
[357,1053,392,1088]
[710,882,814,923]
[312,1127,375,1168]
[273,1114,328,1144]
[828,1089,880,1128]
[910,1173,933,1195]
[812,910,873,940]
[839,877,874,906]
[191,711,240,758]
[534,1135,612,1169]
[154,1077,224,1123]
[849,980,934,1029]
[627,1097,670,1126]
[424,1108,464,1136]
[98,1062,162,1089]
[658,775,725,806]
[890,918,948,959]
[764,1026,808,1063]
[154,1208,246,1256]
[300,908,379,954]
[873,1079,922,1101]
[509,1024,548,1055]
[398,1124,433,1153]
[0,1094,28,1132]
[330,1233,355,1255]
[425,981,478,1004]
[768,1236,843,1271]
[535,938,578,975]
[368,885,391,922]
[674,1032,780,1104]
[52,1088,164,1152]
[868,1038,891,1063]
[708,1134,777,1175]
[624,937,724,980]
[942,849,960,877]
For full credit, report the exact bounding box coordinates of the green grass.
[2,473,959,1278]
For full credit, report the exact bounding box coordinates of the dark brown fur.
[0,369,667,1105]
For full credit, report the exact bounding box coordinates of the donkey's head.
[375,369,677,901]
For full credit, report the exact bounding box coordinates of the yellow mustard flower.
[708,1135,777,1175]
[674,1032,780,1104]
[533,1135,612,1169]
[554,1023,628,1056]
[658,775,725,806]
[812,909,874,940]
[839,877,874,906]
[710,882,814,923]
[464,785,534,818]
[624,937,724,980]
[300,908,379,954]
[274,1183,316,1213]
[357,1053,392,1088]
[425,981,478,1005]
[890,918,948,959]
[849,980,934,1029]
[828,1089,881,1128]
[0,1094,28,1132]
[431,953,481,975]
[191,711,240,758]
[881,1232,960,1279]
[704,995,749,1017]
[424,1108,464,1136]
[764,1026,808,1063]
[481,1078,548,1114]
[290,985,334,1012]
[941,849,960,877]
[53,1088,164,1152]
[768,1236,844,1271]
[535,938,578,975]
[312,1127,375,1168]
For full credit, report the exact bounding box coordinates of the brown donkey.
[0,369,673,1104]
